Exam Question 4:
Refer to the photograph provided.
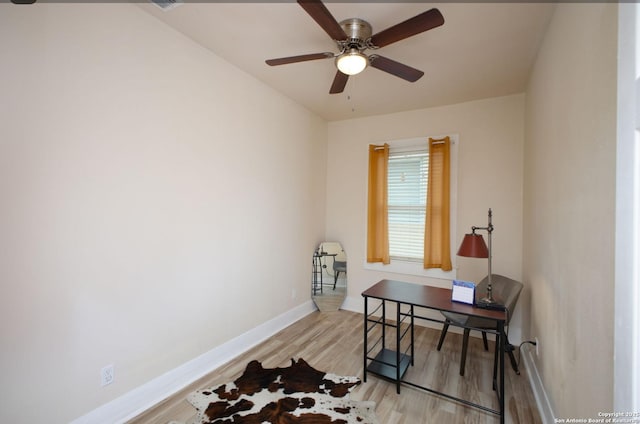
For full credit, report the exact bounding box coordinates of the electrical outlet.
[535,337,540,357]
[101,364,114,386]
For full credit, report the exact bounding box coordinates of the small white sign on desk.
[451,280,476,305]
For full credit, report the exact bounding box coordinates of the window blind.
[387,148,428,261]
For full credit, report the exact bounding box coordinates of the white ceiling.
[137,2,555,121]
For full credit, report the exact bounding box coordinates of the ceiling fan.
[265,0,445,94]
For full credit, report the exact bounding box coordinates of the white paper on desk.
[452,280,476,305]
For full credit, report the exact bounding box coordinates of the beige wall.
[524,3,617,418]
[326,94,525,337]
[0,4,327,422]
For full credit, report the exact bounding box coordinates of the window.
[365,136,458,279]
[387,148,428,261]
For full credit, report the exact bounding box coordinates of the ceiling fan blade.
[266,52,334,66]
[329,71,349,94]
[369,55,424,82]
[370,8,444,48]
[297,0,347,41]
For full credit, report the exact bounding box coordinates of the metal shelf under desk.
[363,296,414,394]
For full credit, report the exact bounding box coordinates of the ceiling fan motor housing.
[339,18,372,50]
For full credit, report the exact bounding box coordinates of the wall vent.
[150,0,183,11]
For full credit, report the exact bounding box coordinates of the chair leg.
[505,334,520,375]
[460,328,471,376]
[437,321,450,351]
[482,331,489,351]
[333,271,339,290]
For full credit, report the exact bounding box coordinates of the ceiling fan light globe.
[336,50,368,75]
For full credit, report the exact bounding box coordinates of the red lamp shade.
[457,233,489,258]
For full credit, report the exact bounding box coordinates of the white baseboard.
[71,300,317,424]
[522,348,555,424]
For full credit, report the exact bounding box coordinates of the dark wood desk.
[362,279,507,423]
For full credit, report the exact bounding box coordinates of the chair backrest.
[476,274,523,324]
[333,261,347,272]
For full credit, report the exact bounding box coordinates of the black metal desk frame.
[362,279,507,424]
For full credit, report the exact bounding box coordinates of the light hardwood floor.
[128,310,541,424]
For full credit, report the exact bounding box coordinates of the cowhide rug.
[170,358,379,424]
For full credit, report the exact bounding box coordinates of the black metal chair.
[436,274,523,376]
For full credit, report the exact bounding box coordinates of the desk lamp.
[457,208,496,305]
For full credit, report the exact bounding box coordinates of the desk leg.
[493,333,499,391]
[410,305,414,366]
[363,296,368,383]
[498,321,505,424]
[382,301,386,352]
[395,301,401,394]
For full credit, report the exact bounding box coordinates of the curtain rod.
[372,138,448,150]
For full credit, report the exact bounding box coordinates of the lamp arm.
[471,225,493,233]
